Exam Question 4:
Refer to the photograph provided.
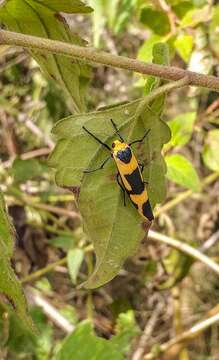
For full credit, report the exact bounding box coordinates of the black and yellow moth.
[83,120,154,222]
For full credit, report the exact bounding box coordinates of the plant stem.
[155,172,219,217]
[144,309,219,359]
[171,287,190,360]
[6,189,80,220]
[26,287,75,333]
[134,77,189,120]
[21,245,93,284]
[21,257,67,284]
[1,30,219,91]
[22,228,219,285]
[27,201,81,220]
[148,230,219,276]
[20,172,219,284]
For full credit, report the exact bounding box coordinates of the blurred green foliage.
[0,0,219,358]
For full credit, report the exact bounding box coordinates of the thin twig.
[144,309,219,359]
[26,287,74,333]
[171,287,189,360]
[155,172,219,217]
[21,245,93,284]
[25,201,81,220]
[148,230,219,276]
[1,30,219,91]
[22,118,54,148]
[7,193,80,220]
[20,173,219,283]
[199,229,219,253]
[205,97,219,115]
[2,147,51,168]
[0,52,27,73]
[21,147,51,160]
[21,257,67,284]
[132,302,164,360]
[134,77,189,121]
[157,0,177,34]
[21,227,219,285]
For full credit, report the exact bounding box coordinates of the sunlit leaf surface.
[165,154,201,191]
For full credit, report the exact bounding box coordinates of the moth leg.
[83,156,111,173]
[82,126,111,151]
[139,162,144,173]
[129,129,151,146]
[116,173,126,206]
[110,119,125,142]
[139,163,148,185]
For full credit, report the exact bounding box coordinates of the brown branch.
[0,30,219,91]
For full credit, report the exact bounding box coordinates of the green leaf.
[0,0,92,113]
[172,1,194,19]
[110,0,138,34]
[4,306,53,358]
[11,158,45,183]
[67,248,84,284]
[32,0,93,13]
[180,5,211,27]
[144,43,169,115]
[167,111,196,148]
[57,321,124,360]
[202,129,219,172]
[140,7,171,36]
[48,235,75,250]
[0,191,33,331]
[152,42,170,67]
[137,34,161,63]
[49,102,170,289]
[49,45,171,289]
[3,312,36,356]
[188,27,213,75]
[158,249,194,289]
[60,305,78,325]
[111,310,139,355]
[210,6,219,57]
[174,33,193,62]
[165,154,201,191]
[48,101,170,288]
[89,0,137,46]
[143,260,157,283]
[89,0,106,47]
[30,306,53,359]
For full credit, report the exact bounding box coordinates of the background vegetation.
[0,0,219,359]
